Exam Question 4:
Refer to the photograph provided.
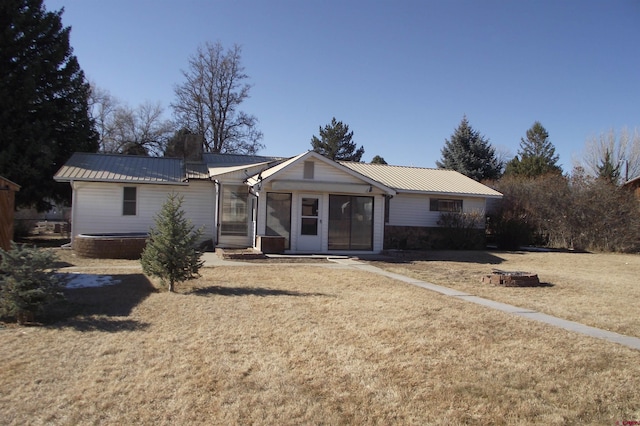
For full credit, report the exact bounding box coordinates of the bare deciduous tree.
[580,128,640,183]
[88,83,118,151]
[172,41,264,154]
[89,84,175,156]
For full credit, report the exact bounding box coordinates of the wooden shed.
[0,176,20,251]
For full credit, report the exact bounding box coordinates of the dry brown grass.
[371,250,640,338]
[1,250,640,424]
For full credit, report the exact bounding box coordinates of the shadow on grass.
[189,285,330,298]
[52,260,75,268]
[15,236,71,248]
[366,250,506,265]
[45,273,156,332]
[56,317,150,332]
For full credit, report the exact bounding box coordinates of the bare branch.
[581,127,640,183]
[171,41,263,154]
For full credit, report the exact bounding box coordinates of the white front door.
[297,195,322,252]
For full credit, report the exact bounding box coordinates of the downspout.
[249,185,258,249]
[214,179,220,246]
[69,180,77,248]
[246,175,263,249]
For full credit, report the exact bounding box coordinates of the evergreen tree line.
[437,117,640,253]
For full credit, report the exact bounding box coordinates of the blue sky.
[45,0,640,170]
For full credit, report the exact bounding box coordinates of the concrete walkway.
[328,257,640,351]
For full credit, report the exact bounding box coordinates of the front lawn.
[1,256,639,424]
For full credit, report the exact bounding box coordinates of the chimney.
[183,133,203,161]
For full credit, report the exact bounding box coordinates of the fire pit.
[482,269,540,287]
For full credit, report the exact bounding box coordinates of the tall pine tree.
[0,0,98,210]
[311,117,364,161]
[140,193,204,293]
[437,116,502,181]
[505,121,562,177]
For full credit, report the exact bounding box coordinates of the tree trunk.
[168,280,175,293]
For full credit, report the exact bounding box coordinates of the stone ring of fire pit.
[481,269,540,287]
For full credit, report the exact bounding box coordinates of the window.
[266,193,291,249]
[303,161,314,179]
[221,185,248,236]
[123,187,137,216]
[384,195,391,224]
[328,195,373,250]
[430,198,463,212]
[300,197,319,235]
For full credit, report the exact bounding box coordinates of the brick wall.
[384,225,486,250]
[74,236,147,259]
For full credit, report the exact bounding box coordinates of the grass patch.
[1,259,640,424]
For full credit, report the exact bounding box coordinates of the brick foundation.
[73,234,148,259]
[384,225,486,250]
[255,235,286,254]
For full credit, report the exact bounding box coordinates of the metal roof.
[185,162,211,180]
[54,152,502,198]
[246,152,306,184]
[340,162,503,198]
[54,153,189,184]
[209,162,275,179]
[202,153,283,166]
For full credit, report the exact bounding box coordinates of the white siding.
[388,194,433,226]
[388,193,487,228]
[71,181,215,243]
[274,158,364,184]
[372,194,385,252]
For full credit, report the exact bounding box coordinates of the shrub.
[488,211,534,250]
[437,211,486,249]
[490,172,640,252]
[0,243,66,324]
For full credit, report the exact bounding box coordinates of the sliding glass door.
[328,195,373,250]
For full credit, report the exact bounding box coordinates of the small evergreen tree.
[0,243,66,324]
[436,116,503,181]
[311,117,365,161]
[141,193,204,292]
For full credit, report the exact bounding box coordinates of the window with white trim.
[123,187,137,215]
